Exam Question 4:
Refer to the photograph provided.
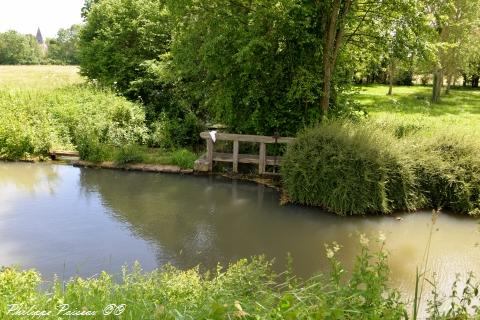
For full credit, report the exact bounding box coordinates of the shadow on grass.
[356,85,480,117]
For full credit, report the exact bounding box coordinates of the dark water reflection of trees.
[78,168,388,277]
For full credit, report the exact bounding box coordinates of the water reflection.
[0,163,479,301]
[0,162,59,194]
[78,168,480,296]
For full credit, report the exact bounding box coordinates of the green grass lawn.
[357,85,480,137]
[0,65,82,89]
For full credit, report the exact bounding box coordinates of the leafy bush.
[76,132,111,163]
[282,122,422,215]
[0,94,58,160]
[114,144,146,165]
[0,84,148,161]
[147,111,204,149]
[410,134,480,215]
[395,70,414,86]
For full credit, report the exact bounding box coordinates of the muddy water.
[0,162,479,298]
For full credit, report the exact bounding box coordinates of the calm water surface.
[1,162,479,297]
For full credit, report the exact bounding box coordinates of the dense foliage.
[168,0,328,135]
[282,121,480,216]
[0,66,197,169]
[79,0,171,97]
[46,25,82,65]
[0,31,43,65]
[81,0,415,138]
[78,0,206,147]
[0,84,147,160]
[282,123,423,215]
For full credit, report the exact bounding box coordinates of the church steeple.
[36,27,44,45]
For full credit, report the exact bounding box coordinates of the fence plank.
[200,132,294,144]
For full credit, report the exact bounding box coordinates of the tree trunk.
[387,60,395,95]
[321,62,333,114]
[320,0,352,116]
[463,73,467,87]
[432,69,443,103]
[445,74,452,95]
[472,75,479,88]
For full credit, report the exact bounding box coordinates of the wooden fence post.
[207,138,213,171]
[233,140,239,173]
[259,142,266,174]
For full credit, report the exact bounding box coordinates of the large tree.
[425,0,480,102]
[79,0,429,137]
[166,0,417,133]
[79,0,171,96]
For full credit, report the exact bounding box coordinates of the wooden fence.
[195,132,294,174]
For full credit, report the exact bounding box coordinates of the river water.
[1,162,479,299]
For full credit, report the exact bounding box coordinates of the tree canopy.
[77,0,480,140]
[0,31,43,65]
[47,25,82,65]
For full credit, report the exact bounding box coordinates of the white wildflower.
[359,233,370,247]
[332,241,341,253]
[326,248,335,259]
[325,242,341,259]
[378,231,386,243]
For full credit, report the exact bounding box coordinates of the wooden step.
[212,152,282,166]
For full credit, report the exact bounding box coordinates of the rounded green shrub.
[281,123,423,215]
[410,134,480,215]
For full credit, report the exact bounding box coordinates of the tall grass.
[0,65,82,89]
[0,239,406,319]
[0,85,148,160]
[282,120,480,215]
[1,238,480,319]
[282,122,424,215]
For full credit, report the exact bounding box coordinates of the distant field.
[0,65,82,89]
[357,85,480,137]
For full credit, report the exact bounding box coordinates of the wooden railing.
[196,132,294,174]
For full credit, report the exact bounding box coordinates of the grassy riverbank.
[1,242,479,319]
[2,66,480,212]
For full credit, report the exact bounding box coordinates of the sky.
[0,0,84,38]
